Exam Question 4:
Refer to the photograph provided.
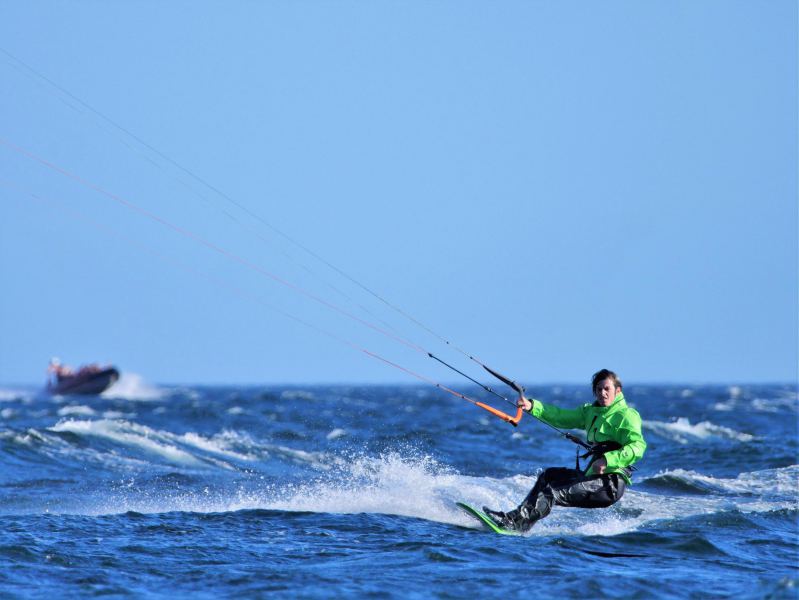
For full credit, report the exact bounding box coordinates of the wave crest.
[644,417,754,444]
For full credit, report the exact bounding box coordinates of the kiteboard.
[456,502,520,536]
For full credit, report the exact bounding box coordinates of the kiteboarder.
[482,369,646,532]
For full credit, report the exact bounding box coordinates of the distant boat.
[47,359,120,396]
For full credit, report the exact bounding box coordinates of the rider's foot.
[482,506,515,530]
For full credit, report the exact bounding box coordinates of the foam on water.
[34,418,331,479]
[0,388,31,402]
[79,450,526,526]
[52,419,205,466]
[646,465,799,498]
[11,426,794,546]
[57,405,96,417]
[263,452,479,525]
[61,444,797,538]
[179,431,257,462]
[326,428,347,440]
[713,391,799,413]
[101,372,165,401]
[644,417,755,443]
[2,383,795,596]
[533,466,799,537]
[751,395,799,413]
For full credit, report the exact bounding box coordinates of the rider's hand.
[517,396,532,412]
[592,457,607,475]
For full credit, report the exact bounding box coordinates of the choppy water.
[1,377,796,598]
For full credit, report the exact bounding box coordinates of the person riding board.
[483,369,646,532]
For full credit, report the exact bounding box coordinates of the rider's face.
[594,378,618,407]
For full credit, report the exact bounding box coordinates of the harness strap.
[576,440,636,475]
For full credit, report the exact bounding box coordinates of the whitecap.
[57,405,96,417]
[179,431,256,462]
[102,411,128,419]
[50,419,203,467]
[644,417,755,443]
[101,373,164,401]
[645,466,799,498]
[0,389,30,402]
[38,448,797,536]
[326,428,347,440]
[751,397,798,413]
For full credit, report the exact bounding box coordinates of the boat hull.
[49,368,120,396]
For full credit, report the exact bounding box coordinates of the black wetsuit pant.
[506,467,626,531]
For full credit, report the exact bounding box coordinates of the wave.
[47,419,263,470]
[642,466,799,499]
[53,447,796,540]
[0,388,33,402]
[528,465,798,537]
[101,373,165,401]
[3,415,337,480]
[644,417,755,444]
[57,405,97,417]
[80,450,527,525]
[751,395,799,413]
[6,447,795,542]
[713,389,798,413]
[5,410,793,537]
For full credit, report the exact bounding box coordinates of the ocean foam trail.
[644,417,755,444]
[30,449,797,537]
[79,451,534,525]
[262,451,529,527]
[257,456,799,535]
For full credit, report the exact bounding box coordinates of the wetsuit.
[485,392,646,532]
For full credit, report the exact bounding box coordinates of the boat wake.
[100,372,165,401]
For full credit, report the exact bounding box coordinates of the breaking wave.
[644,417,755,444]
[101,372,165,401]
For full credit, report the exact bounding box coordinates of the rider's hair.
[592,369,622,394]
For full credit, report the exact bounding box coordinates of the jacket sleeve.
[603,409,647,470]
[529,399,585,430]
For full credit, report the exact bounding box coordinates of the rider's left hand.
[592,457,607,475]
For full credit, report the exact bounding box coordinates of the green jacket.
[528,392,646,484]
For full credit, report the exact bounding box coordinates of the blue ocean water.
[0,377,796,598]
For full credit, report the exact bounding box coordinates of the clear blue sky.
[1,1,796,386]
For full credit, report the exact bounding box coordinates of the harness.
[575,414,635,477]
